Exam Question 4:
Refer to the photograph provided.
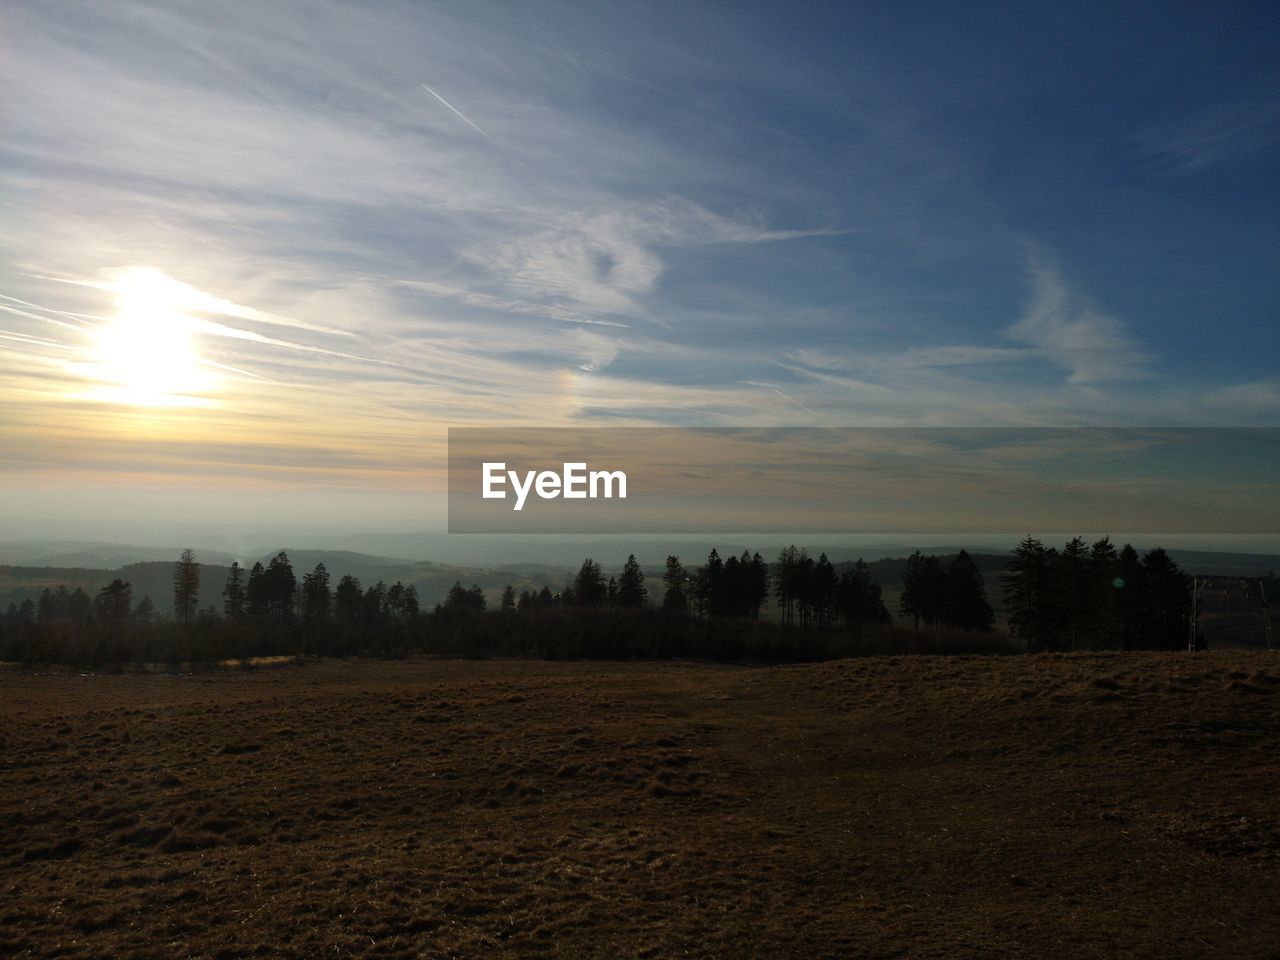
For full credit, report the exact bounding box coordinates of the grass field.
[3,653,1279,958]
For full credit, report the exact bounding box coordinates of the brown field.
[3,653,1279,959]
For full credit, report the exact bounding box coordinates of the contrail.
[421,82,495,144]
[773,388,818,417]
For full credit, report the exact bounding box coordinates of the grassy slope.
[2,653,1278,958]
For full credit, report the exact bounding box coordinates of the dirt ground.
[2,653,1279,959]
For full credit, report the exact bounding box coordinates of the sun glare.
[83,267,218,407]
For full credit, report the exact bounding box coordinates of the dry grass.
[2,653,1279,958]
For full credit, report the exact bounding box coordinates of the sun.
[85,267,218,406]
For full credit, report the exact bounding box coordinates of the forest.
[0,537,1193,666]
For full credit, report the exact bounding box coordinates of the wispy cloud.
[1006,258,1148,384]
[0,0,1273,522]
[1135,99,1280,173]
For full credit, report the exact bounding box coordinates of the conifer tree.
[173,548,200,623]
[223,562,247,620]
[618,554,648,608]
[573,558,607,608]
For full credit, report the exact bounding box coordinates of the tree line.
[439,548,895,633]
[2,536,1194,665]
[1001,536,1192,651]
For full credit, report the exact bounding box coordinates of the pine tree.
[68,588,92,623]
[1057,537,1092,649]
[705,549,726,618]
[618,554,648,608]
[838,558,890,631]
[944,550,995,631]
[500,585,516,612]
[401,584,420,617]
[1003,536,1061,651]
[96,579,133,625]
[813,553,837,628]
[443,581,486,615]
[302,563,331,620]
[662,555,688,613]
[223,562,247,620]
[386,581,406,617]
[1141,548,1192,649]
[334,575,363,622]
[900,551,925,631]
[573,558,607,608]
[173,548,200,623]
[246,562,269,619]
[364,581,388,622]
[264,552,296,622]
[748,552,769,619]
[1087,537,1120,644]
[132,596,156,625]
[775,545,804,626]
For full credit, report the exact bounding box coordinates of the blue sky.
[0,0,1277,531]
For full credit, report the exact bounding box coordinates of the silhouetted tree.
[662,555,688,613]
[173,548,200,623]
[302,563,331,621]
[246,562,269,619]
[617,554,648,608]
[900,552,926,631]
[67,588,92,623]
[1003,536,1060,650]
[364,581,388,623]
[401,583,420,617]
[264,552,297,622]
[38,586,69,624]
[501,585,517,612]
[573,558,607,608]
[223,562,247,620]
[944,550,994,631]
[442,581,486,615]
[838,559,891,632]
[334,574,363,622]
[132,595,156,625]
[1113,543,1145,648]
[1139,548,1192,649]
[1086,537,1120,641]
[1057,537,1093,649]
[747,552,769,619]
[95,579,133,626]
[812,553,838,628]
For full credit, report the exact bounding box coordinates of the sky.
[1,1,1277,539]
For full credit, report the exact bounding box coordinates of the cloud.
[571,330,621,373]
[1205,378,1280,412]
[1135,100,1280,173]
[1006,259,1147,383]
[467,198,839,316]
[899,345,1031,368]
[0,0,1272,521]
[395,279,629,327]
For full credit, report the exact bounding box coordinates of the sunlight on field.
[216,656,300,669]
